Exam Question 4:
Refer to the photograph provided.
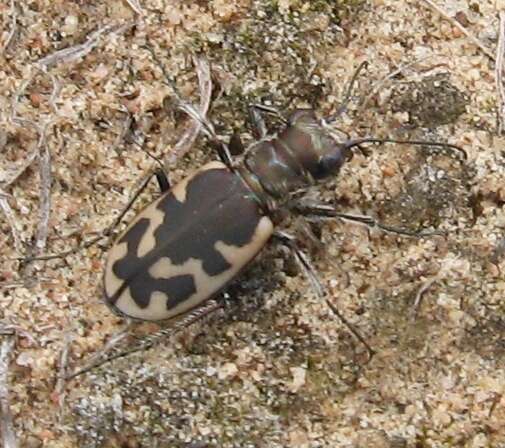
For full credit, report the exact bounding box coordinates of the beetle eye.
[316,151,345,178]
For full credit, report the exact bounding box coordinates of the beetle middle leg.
[291,201,444,238]
[272,230,375,361]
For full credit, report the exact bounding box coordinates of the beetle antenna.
[341,137,467,162]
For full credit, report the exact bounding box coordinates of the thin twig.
[144,44,222,151]
[2,65,60,257]
[1,119,51,255]
[0,337,17,448]
[6,68,50,189]
[124,0,144,16]
[35,142,51,252]
[1,0,18,54]
[47,72,61,112]
[54,331,72,413]
[0,191,23,253]
[10,69,35,122]
[1,136,39,188]
[33,72,61,252]
[0,324,35,345]
[496,11,505,135]
[419,0,495,60]
[169,56,213,164]
[412,276,439,316]
[411,256,466,318]
[37,22,133,69]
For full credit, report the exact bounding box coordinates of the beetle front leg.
[248,105,270,139]
[292,202,444,237]
[272,230,375,361]
[20,168,171,263]
[154,168,170,193]
[105,168,171,237]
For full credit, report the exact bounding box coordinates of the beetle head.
[287,109,352,180]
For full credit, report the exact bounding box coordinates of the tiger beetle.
[67,56,467,379]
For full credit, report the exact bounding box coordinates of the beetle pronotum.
[67,57,466,379]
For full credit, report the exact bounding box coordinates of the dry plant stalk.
[0,192,23,253]
[35,143,51,252]
[37,22,132,68]
[496,11,505,134]
[419,0,495,60]
[0,337,17,448]
[170,56,213,165]
[125,0,144,16]
[1,0,18,54]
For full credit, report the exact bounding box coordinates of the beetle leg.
[248,105,269,139]
[292,202,444,238]
[19,169,171,263]
[66,299,223,379]
[154,168,170,192]
[249,103,289,133]
[100,168,173,244]
[228,132,246,156]
[272,230,375,361]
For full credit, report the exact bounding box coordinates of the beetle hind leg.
[272,230,375,362]
[66,299,223,379]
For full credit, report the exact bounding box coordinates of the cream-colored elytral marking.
[104,242,128,298]
[137,161,228,256]
[113,215,274,321]
[172,160,227,203]
[170,175,190,203]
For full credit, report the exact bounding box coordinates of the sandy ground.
[1,0,504,447]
